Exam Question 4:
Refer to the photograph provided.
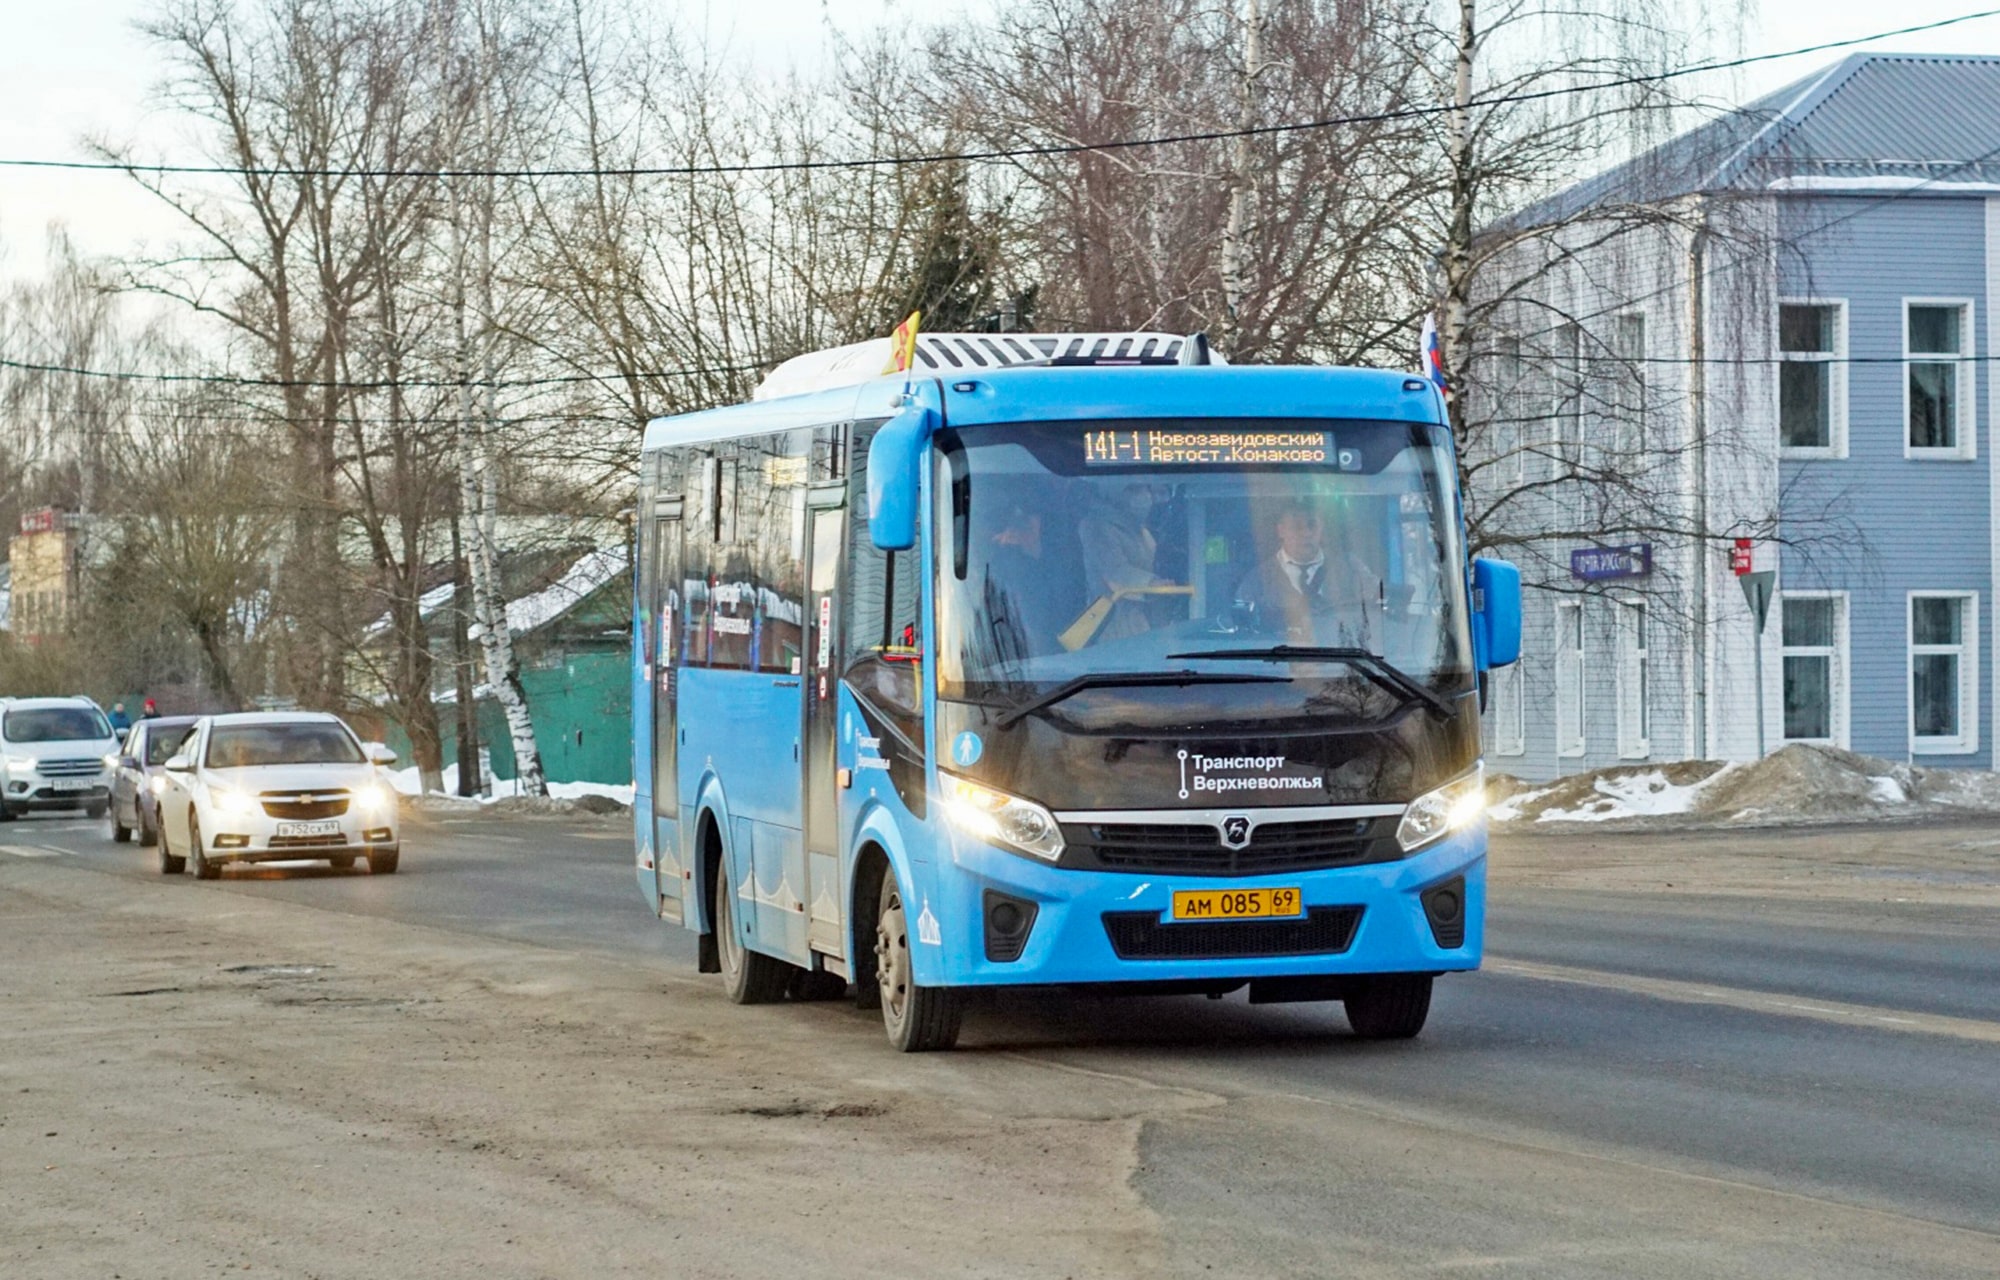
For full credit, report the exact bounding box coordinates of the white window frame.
[1555,600,1586,757]
[1777,298,1847,459]
[1779,590,1848,748]
[1488,661,1525,756]
[1908,591,1979,755]
[1903,298,1977,461]
[1614,597,1650,759]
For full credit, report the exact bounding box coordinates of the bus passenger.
[1076,484,1163,643]
[1234,500,1373,647]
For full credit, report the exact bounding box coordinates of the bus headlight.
[940,774,1064,862]
[1396,766,1486,852]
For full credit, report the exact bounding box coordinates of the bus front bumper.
[925,828,1486,989]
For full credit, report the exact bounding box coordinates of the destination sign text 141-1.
[1083,428,1335,466]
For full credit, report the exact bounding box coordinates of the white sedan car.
[158,712,402,879]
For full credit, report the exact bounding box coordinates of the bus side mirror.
[867,404,940,551]
[1471,557,1521,669]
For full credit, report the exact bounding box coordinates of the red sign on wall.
[1730,538,1753,576]
[18,507,61,535]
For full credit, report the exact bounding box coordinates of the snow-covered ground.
[1491,744,2000,828]
[385,762,635,809]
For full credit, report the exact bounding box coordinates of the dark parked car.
[109,716,199,845]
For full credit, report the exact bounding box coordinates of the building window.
[1905,301,1974,458]
[1488,336,1526,494]
[1780,593,1846,746]
[1488,662,1525,756]
[1778,301,1845,456]
[1615,599,1649,758]
[1555,600,1585,757]
[1909,593,1977,754]
[1554,322,1583,475]
[1590,314,1648,459]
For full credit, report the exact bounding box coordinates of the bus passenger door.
[651,502,686,923]
[801,489,846,962]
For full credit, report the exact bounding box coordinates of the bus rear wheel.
[713,865,791,1004]
[875,872,962,1052]
[1344,974,1433,1040]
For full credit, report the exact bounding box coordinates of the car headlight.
[1396,765,1486,852]
[212,787,260,818]
[149,776,167,796]
[353,784,390,814]
[103,753,121,770]
[4,755,35,774]
[939,773,1064,862]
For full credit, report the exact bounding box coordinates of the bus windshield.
[933,418,1472,723]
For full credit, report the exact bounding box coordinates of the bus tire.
[1343,974,1433,1040]
[875,871,962,1052]
[713,862,791,1004]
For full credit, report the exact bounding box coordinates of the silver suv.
[0,697,119,821]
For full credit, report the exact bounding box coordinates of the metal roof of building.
[1506,52,2000,227]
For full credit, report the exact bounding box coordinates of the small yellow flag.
[883,310,922,374]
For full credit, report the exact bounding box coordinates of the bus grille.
[1062,817,1390,876]
[1101,906,1364,961]
[261,791,350,819]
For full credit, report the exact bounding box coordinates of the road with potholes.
[3,806,1997,1277]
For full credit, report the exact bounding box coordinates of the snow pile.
[1492,744,2000,828]
[1489,760,1728,824]
[386,762,634,812]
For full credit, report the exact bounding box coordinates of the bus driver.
[1234,499,1374,647]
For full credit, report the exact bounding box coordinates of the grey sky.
[2,0,1996,278]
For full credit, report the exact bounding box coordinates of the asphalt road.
[9,805,1999,1275]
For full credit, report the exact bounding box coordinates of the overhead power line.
[0,11,1994,180]
[0,354,770,390]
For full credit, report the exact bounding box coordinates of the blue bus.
[633,331,1521,1051]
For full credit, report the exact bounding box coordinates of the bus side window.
[682,450,714,668]
[752,428,811,675]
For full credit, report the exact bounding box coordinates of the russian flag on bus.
[1419,313,1449,396]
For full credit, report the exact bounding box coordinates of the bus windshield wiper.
[1165,646,1456,720]
[994,670,1291,730]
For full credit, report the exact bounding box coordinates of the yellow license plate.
[1171,887,1303,921]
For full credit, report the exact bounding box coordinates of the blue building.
[1469,54,2000,778]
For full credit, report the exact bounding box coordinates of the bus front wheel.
[874,872,962,1052]
[1344,974,1433,1040]
[713,864,791,1004]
